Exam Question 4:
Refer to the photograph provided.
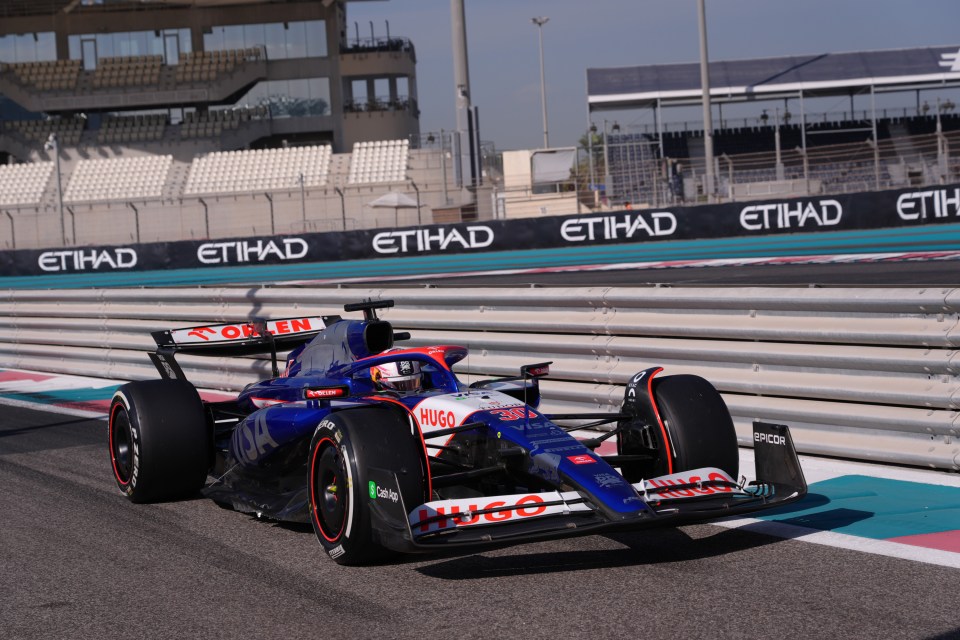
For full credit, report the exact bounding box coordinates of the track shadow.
[0,416,100,438]
[416,524,792,580]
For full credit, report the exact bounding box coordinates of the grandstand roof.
[587,45,960,111]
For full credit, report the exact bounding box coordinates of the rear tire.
[108,379,210,503]
[652,374,739,479]
[308,407,428,566]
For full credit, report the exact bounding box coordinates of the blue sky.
[345,0,960,151]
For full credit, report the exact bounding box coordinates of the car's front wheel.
[308,407,428,565]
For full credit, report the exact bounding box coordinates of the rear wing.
[149,316,330,381]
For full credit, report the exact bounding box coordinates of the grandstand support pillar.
[587,123,596,200]
[722,154,733,202]
[126,203,140,244]
[66,207,76,246]
[656,99,664,159]
[44,133,65,246]
[796,147,810,195]
[4,211,13,249]
[696,0,715,201]
[299,173,306,224]
[867,138,880,191]
[410,179,421,225]
[198,198,209,239]
[334,187,346,230]
[799,91,808,154]
[440,129,450,205]
[774,108,784,181]
[265,193,275,236]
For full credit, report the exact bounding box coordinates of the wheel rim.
[312,439,347,542]
[110,405,134,485]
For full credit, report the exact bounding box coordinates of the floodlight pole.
[697,0,715,200]
[532,16,550,148]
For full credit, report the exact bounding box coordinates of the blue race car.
[108,299,807,565]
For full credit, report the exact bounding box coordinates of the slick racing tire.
[109,379,211,503]
[650,374,739,479]
[308,407,428,566]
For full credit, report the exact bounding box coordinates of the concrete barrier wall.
[1,284,958,469]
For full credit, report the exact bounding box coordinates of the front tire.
[308,407,428,566]
[618,374,738,481]
[108,379,210,503]
[652,374,739,479]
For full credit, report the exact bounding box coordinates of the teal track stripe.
[757,475,960,540]
[2,222,960,289]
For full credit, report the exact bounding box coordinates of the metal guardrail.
[1,285,958,470]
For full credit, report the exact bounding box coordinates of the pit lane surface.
[3,404,958,639]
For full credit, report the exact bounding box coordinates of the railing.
[1,285,958,470]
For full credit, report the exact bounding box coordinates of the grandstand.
[0,0,487,250]
[2,3,960,251]
[584,45,960,205]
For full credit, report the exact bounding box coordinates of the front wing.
[366,422,808,552]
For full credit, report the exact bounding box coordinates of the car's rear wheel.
[618,374,738,481]
[308,407,428,566]
[109,379,211,503]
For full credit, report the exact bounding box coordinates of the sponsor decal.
[130,426,141,488]
[642,469,735,499]
[755,431,787,446]
[530,451,562,482]
[419,407,458,428]
[739,199,842,231]
[489,407,530,422]
[567,454,596,465]
[197,238,308,264]
[896,188,960,221]
[38,247,137,272]
[626,370,649,400]
[560,211,677,242]
[173,317,317,344]
[328,545,346,559]
[939,48,960,72]
[415,494,548,532]
[372,225,495,254]
[305,387,347,399]
[593,473,622,488]
[368,481,399,503]
[233,413,280,463]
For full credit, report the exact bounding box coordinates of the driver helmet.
[371,355,422,392]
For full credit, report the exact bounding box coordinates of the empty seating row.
[0,59,81,92]
[0,162,53,206]
[347,139,409,185]
[98,114,167,144]
[64,155,172,203]
[179,106,268,139]
[92,55,163,89]
[3,118,84,146]
[183,145,331,195]
[174,48,262,83]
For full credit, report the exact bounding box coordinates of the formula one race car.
[108,299,807,565]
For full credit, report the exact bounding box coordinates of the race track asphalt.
[2,404,958,640]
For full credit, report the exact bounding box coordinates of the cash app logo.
[368,480,377,499]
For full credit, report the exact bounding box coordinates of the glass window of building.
[205,20,327,59]
[231,77,330,117]
[68,29,190,66]
[0,32,56,63]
